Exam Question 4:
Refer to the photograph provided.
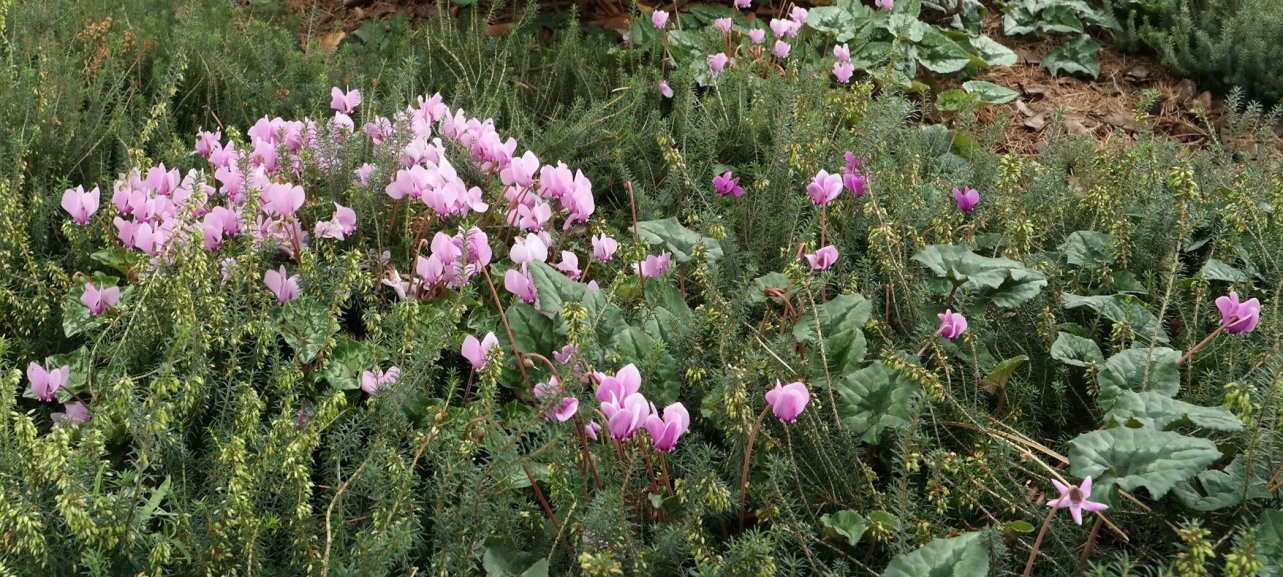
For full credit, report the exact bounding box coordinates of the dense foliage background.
[2,0,1283,575]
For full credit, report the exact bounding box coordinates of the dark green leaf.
[1043,35,1101,78]
[1171,454,1271,512]
[321,336,374,391]
[916,27,972,74]
[821,510,869,546]
[1060,230,1114,268]
[912,245,1047,308]
[1069,428,1221,500]
[276,297,333,363]
[1037,5,1084,33]
[794,293,872,343]
[528,261,587,318]
[636,218,723,263]
[508,303,558,357]
[970,35,1017,66]
[882,531,989,577]
[1199,258,1249,282]
[1106,390,1243,432]
[982,355,1027,394]
[961,80,1018,104]
[1096,347,1181,407]
[1051,332,1104,367]
[834,362,922,444]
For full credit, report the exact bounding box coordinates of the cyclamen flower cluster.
[594,364,690,452]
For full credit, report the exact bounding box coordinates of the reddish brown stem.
[1022,508,1057,577]
[523,463,560,532]
[480,268,530,385]
[738,405,772,531]
[1176,324,1225,366]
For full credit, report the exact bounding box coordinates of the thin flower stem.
[480,267,529,385]
[523,463,560,533]
[1021,507,1057,577]
[739,405,772,531]
[575,414,602,490]
[626,181,644,292]
[659,452,674,495]
[1176,323,1225,366]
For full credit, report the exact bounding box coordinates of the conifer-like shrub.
[1132,0,1283,105]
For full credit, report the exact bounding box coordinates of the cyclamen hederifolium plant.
[7,7,1283,577]
[634,0,1022,101]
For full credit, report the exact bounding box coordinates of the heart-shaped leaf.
[1069,428,1221,501]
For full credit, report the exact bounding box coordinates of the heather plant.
[1115,0,1283,106]
[4,0,1283,575]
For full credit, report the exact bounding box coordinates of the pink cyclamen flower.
[554,251,582,280]
[952,186,980,213]
[1216,292,1261,335]
[462,332,500,372]
[748,28,766,44]
[833,61,855,84]
[765,380,810,423]
[807,170,843,205]
[264,265,300,305]
[789,6,808,26]
[875,0,894,9]
[773,40,791,59]
[330,86,362,114]
[651,10,669,29]
[27,362,70,402]
[554,344,578,365]
[355,164,375,187]
[52,401,92,426]
[769,18,797,38]
[534,376,580,422]
[585,420,602,440]
[604,392,651,441]
[713,17,733,33]
[1047,476,1109,525]
[805,245,839,271]
[592,234,619,262]
[595,364,643,404]
[733,0,750,8]
[659,80,674,99]
[936,309,968,339]
[360,366,401,396]
[833,43,851,62]
[645,402,690,452]
[708,53,729,75]
[634,251,673,278]
[510,233,549,265]
[61,185,100,225]
[504,267,538,303]
[81,281,121,316]
[843,169,866,196]
[713,171,744,197]
[261,182,306,218]
[194,130,221,157]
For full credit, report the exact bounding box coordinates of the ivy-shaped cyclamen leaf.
[1069,427,1221,501]
[882,531,989,577]
[1050,332,1104,367]
[834,362,921,444]
[1043,35,1101,78]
